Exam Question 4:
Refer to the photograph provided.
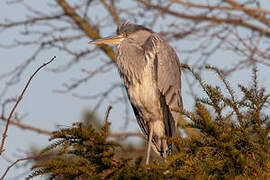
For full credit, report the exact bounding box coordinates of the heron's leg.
[161,139,167,163]
[146,123,153,165]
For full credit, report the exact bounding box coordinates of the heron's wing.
[130,103,148,138]
[145,34,183,137]
[121,85,148,139]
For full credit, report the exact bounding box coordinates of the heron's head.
[88,23,153,46]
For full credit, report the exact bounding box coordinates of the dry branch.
[0,116,52,135]
[0,115,143,138]
[137,0,270,37]
[55,0,116,62]
[100,0,122,26]
[0,153,50,180]
[0,14,65,28]
[0,56,56,156]
[172,0,270,15]
[0,156,35,180]
[224,0,270,27]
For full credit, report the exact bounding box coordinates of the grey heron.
[89,23,182,164]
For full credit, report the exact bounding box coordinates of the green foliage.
[27,122,171,180]
[27,122,120,179]
[28,67,270,179]
[173,66,270,179]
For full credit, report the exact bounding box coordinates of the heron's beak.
[88,35,124,45]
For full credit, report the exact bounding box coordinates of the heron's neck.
[116,43,147,85]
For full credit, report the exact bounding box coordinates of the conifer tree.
[28,66,270,180]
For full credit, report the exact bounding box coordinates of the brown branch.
[0,153,48,180]
[224,0,270,27]
[172,0,270,15]
[0,156,34,180]
[100,0,122,26]
[104,105,113,123]
[0,14,65,28]
[0,56,56,156]
[109,132,144,137]
[55,0,116,62]
[137,0,270,37]
[0,115,143,138]
[0,116,52,135]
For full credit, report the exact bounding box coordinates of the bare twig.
[172,0,270,15]
[0,56,56,156]
[0,153,48,180]
[55,0,116,62]
[0,14,65,28]
[137,0,270,37]
[0,116,52,135]
[104,105,112,123]
[0,156,33,180]
[100,0,122,26]
[109,132,143,137]
[224,0,270,27]
[1,115,143,138]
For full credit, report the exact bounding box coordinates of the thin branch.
[109,132,143,137]
[0,153,50,180]
[0,56,56,156]
[104,105,112,123]
[0,14,65,28]
[224,0,270,27]
[0,115,143,138]
[100,0,122,26]
[0,116,52,135]
[172,0,270,15]
[137,0,270,37]
[0,156,35,180]
[55,0,116,62]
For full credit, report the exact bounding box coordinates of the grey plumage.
[89,23,182,164]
